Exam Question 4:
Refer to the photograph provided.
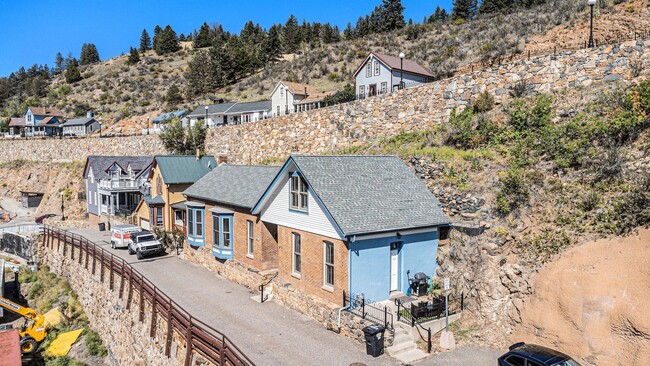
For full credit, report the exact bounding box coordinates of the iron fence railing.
[42,225,255,366]
[342,291,394,331]
[396,293,463,327]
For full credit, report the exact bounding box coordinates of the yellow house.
[135,155,217,232]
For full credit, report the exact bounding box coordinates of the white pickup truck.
[127,231,165,260]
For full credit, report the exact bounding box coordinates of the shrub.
[28,282,45,299]
[495,168,530,214]
[85,330,108,357]
[509,80,528,98]
[473,90,494,113]
[507,95,553,134]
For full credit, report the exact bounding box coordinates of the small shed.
[20,191,44,208]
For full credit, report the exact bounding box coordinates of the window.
[174,210,183,224]
[247,220,254,257]
[155,206,163,226]
[276,106,280,116]
[195,210,203,237]
[292,233,301,275]
[366,63,372,78]
[381,82,387,94]
[188,209,194,236]
[324,242,334,288]
[359,85,365,98]
[290,175,308,211]
[212,215,220,246]
[374,60,380,76]
[504,356,526,366]
[222,216,231,248]
[280,87,284,97]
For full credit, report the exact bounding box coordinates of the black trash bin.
[362,325,385,357]
[98,222,106,232]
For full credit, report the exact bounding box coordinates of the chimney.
[304,86,308,96]
[217,154,228,165]
[87,110,94,118]
[196,148,200,160]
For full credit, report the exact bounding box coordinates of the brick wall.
[276,226,348,306]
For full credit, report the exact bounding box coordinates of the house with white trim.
[354,52,434,98]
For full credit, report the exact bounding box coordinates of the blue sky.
[0,0,451,77]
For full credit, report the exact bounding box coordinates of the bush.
[495,168,530,214]
[473,90,494,113]
[28,282,45,299]
[85,330,108,357]
[507,95,553,134]
[45,356,85,366]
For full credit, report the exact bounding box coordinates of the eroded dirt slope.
[512,229,650,366]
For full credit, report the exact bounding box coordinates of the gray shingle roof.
[184,164,280,209]
[224,101,272,115]
[63,117,96,126]
[154,155,217,185]
[84,156,153,180]
[290,155,451,236]
[187,103,236,117]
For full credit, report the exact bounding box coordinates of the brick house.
[135,155,216,232]
[182,164,280,272]
[252,155,451,306]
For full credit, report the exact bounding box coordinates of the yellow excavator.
[0,296,47,353]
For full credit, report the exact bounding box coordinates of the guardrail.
[0,223,42,236]
[42,225,255,366]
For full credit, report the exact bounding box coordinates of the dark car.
[498,343,581,366]
[35,214,56,224]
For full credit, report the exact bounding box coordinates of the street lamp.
[60,192,66,221]
[146,115,150,135]
[587,0,597,48]
[99,121,102,138]
[399,52,405,90]
[205,106,209,127]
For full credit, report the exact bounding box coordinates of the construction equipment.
[0,296,46,354]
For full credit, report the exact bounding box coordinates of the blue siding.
[186,207,205,247]
[349,230,438,302]
[212,214,234,260]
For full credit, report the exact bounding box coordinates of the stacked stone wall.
[1,41,647,165]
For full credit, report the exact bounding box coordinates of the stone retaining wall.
[1,40,647,165]
[38,235,189,366]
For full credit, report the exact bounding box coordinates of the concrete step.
[392,348,430,364]
[392,333,412,346]
[386,340,417,355]
[250,292,273,303]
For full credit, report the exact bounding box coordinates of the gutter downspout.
[337,304,350,333]
[338,234,356,332]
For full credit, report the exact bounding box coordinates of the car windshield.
[554,360,581,366]
[138,235,155,242]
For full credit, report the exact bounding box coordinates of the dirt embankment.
[513,229,650,366]
[0,161,87,221]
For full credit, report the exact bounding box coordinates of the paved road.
[67,228,500,366]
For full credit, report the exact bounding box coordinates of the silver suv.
[127,231,164,260]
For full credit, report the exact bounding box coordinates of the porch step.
[250,292,273,303]
[392,348,430,364]
[386,340,416,355]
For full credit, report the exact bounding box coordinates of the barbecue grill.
[409,272,430,297]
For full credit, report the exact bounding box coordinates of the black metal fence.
[396,293,463,327]
[343,291,394,331]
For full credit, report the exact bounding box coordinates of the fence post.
[461,292,464,311]
[165,298,173,357]
[127,267,133,310]
[119,261,125,299]
[184,317,193,366]
[411,303,415,327]
[362,297,365,319]
[63,231,67,256]
[427,328,432,353]
[384,306,388,328]
[150,288,158,338]
[139,275,145,322]
[100,250,104,283]
[70,236,75,261]
[109,256,114,290]
[397,301,401,322]
[220,334,226,366]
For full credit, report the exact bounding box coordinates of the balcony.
[98,179,139,191]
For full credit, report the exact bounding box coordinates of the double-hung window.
[292,233,301,276]
[222,216,231,248]
[381,82,387,94]
[247,220,254,257]
[187,209,194,236]
[323,242,334,288]
[212,215,220,246]
[359,85,365,98]
[290,175,308,211]
[195,210,203,237]
[155,206,163,226]
[374,60,380,76]
[366,63,372,78]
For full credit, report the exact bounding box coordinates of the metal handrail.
[41,225,255,366]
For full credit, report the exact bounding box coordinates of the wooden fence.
[42,225,255,366]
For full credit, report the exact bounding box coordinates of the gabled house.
[354,52,434,98]
[251,155,451,305]
[135,155,216,232]
[62,112,100,136]
[151,110,188,132]
[269,81,335,117]
[223,100,271,124]
[7,118,25,137]
[24,107,66,137]
[187,103,236,128]
[83,156,153,225]
[183,164,280,270]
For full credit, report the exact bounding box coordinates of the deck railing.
[343,291,394,331]
[42,225,255,366]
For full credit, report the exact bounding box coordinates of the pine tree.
[452,0,478,21]
[429,6,449,23]
[127,47,140,65]
[263,25,282,63]
[80,43,100,65]
[283,15,301,54]
[164,83,183,108]
[152,25,163,51]
[343,23,354,39]
[155,25,180,55]
[380,0,406,31]
[185,51,212,97]
[140,29,152,52]
[193,22,212,48]
[54,52,64,74]
[65,58,82,83]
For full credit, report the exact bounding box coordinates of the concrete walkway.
[66,227,501,366]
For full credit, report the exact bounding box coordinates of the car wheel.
[111,241,115,249]
[136,249,143,260]
[20,337,38,354]
[128,246,134,255]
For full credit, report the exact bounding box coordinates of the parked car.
[498,343,581,366]
[127,231,164,260]
[35,214,56,224]
[110,224,141,249]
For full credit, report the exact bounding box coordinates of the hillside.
[8,0,644,132]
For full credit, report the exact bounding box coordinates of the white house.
[62,112,100,136]
[354,52,434,98]
[187,101,271,127]
[269,81,335,117]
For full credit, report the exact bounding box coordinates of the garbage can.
[98,222,106,232]
[362,325,385,357]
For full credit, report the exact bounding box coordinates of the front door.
[369,84,377,96]
[390,244,399,292]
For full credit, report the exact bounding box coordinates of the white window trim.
[323,241,334,291]
[292,233,301,278]
[374,60,380,76]
[247,220,254,258]
[222,216,231,248]
[366,63,372,78]
[289,175,308,212]
[212,215,219,246]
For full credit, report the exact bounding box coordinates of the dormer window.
[290,174,308,211]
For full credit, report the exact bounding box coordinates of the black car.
[498,343,581,366]
[35,214,56,224]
